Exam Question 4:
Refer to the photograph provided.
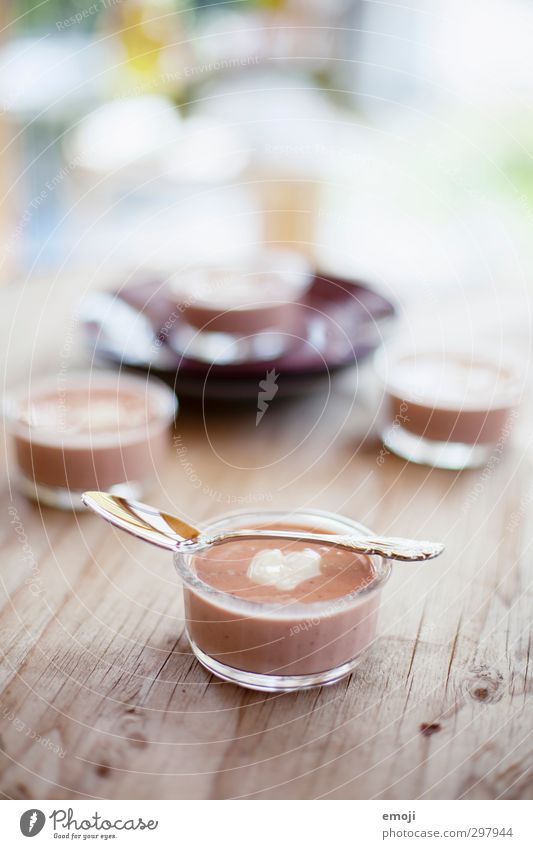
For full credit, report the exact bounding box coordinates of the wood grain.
[0,276,531,799]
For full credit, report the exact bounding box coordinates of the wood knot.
[420,722,441,736]
[129,732,148,749]
[95,762,111,778]
[464,666,504,704]
[473,687,489,701]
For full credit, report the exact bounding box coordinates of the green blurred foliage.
[12,0,282,32]
[13,0,106,32]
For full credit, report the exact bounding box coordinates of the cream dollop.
[247,547,322,591]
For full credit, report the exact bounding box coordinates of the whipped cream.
[247,547,322,591]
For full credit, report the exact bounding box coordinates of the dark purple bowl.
[81,271,395,400]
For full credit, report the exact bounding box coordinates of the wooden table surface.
[0,278,532,800]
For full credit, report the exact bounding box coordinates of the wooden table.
[0,278,531,800]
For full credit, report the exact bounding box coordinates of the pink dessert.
[4,371,177,508]
[175,511,391,690]
[168,251,312,363]
[174,268,301,334]
[378,349,521,469]
[171,252,311,333]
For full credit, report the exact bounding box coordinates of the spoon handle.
[205,529,444,562]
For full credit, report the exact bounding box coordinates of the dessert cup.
[376,347,521,470]
[174,509,391,691]
[168,250,312,365]
[3,370,177,510]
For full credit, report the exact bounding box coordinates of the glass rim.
[174,508,392,619]
[2,368,178,446]
[373,343,523,411]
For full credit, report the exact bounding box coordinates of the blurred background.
[1,0,533,307]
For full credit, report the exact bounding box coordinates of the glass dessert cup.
[375,347,521,470]
[3,370,177,510]
[168,250,312,365]
[174,510,391,692]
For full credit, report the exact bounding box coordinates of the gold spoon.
[81,491,444,562]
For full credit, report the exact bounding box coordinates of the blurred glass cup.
[168,250,313,365]
[3,370,177,510]
[375,344,523,470]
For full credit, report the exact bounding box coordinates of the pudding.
[378,349,521,469]
[173,267,302,335]
[193,532,374,603]
[175,511,391,691]
[168,251,312,364]
[4,371,177,509]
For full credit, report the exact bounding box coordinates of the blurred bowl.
[80,268,396,401]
